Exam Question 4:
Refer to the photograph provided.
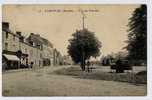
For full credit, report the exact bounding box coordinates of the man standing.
[87,61,90,72]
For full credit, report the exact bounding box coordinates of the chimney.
[16,31,24,42]
[36,34,40,37]
[30,33,34,35]
[16,31,21,36]
[2,22,9,30]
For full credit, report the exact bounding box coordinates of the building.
[26,33,44,68]
[26,33,54,67]
[38,36,54,66]
[2,22,43,69]
[63,55,73,65]
[53,49,63,66]
[2,22,20,70]
[2,22,59,70]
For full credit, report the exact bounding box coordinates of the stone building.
[53,49,63,66]
[26,33,44,68]
[63,55,73,65]
[2,22,20,69]
[40,37,54,66]
[58,52,64,65]
[2,22,56,70]
[26,33,54,67]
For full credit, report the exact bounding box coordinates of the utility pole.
[80,10,86,29]
[80,9,87,71]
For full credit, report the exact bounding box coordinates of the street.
[2,4,147,97]
[2,65,146,96]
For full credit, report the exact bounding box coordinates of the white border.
[0,0,152,100]
[0,0,149,4]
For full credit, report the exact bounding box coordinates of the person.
[2,62,7,71]
[87,61,90,72]
[30,62,33,69]
[91,62,94,66]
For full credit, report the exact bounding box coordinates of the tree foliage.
[126,5,147,61]
[67,29,101,70]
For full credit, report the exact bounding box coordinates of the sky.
[2,4,140,57]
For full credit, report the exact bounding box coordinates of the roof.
[41,38,53,48]
[2,28,20,38]
[3,54,20,61]
[27,34,43,44]
[27,33,53,48]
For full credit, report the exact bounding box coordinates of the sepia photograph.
[2,4,147,96]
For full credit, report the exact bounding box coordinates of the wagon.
[110,60,132,73]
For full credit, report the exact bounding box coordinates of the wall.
[20,42,43,68]
[2,31,19,52]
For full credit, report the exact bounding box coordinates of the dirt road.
[2,65,146,96]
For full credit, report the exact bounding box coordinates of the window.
[39,61,41,66]
[30,50,33,55]
[13,35,15,41]
[40,53,42,58]
[25,49,27,53]
[6,32,8,39]
[5,43,8,50]
[13,44,16,51]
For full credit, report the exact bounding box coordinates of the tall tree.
[67,29,101,71]
[126,5,147,61]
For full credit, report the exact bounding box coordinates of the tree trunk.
[80,49,86,71]
[83,59,86,71]
[80,63,83,71]
[80,60,85,71]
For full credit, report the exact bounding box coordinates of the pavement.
[2,65,147,96]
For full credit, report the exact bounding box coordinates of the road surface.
[2,65,146,96]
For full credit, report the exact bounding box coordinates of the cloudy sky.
[2,4,140,57]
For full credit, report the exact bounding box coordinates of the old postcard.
[2,4,147,96]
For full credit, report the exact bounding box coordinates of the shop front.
[2,54,20,70]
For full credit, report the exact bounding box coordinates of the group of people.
[86,61,94,72]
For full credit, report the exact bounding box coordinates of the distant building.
[40,37,54,66]
[57,52,64,65]
[53,49,63,66]
[63,55,73,65]
[26,33,44,67]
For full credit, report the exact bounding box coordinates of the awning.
[3,54,20,61]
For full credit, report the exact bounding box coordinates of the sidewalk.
[3,68,33,74]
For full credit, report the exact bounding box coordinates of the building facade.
[63,55,73,65]
[2,22,61,70]
[53,49,63,66]
[2,22,20,69]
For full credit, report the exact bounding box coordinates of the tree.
[67,29,101,71]
[125,5,147,62]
